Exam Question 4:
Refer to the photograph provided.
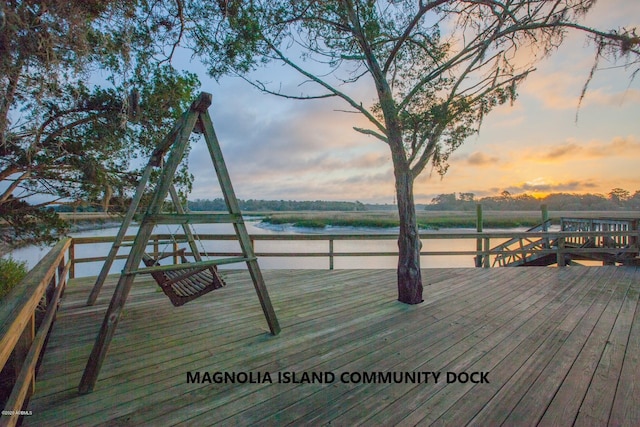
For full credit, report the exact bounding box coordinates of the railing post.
[69,239,75,279]
[153,236,159,258]
[483,237,490,268]
[557,236,566,267]
[58,252,65,283]
[541,204,549,249]
[329,238,334,270]
[173,240,179,264]
[475,204,483,267]
[55,256,65,307]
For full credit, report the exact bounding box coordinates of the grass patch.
[0,257,28,301]
[265,215,400,229]
[262,211,545,230]
[418,217,540,229]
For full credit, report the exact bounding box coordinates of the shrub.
[0,257,28,301]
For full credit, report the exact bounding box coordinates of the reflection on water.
[5,221,525,277]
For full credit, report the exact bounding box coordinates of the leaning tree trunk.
[394,164,423,304]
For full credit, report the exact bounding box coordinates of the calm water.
[5,220,524,277]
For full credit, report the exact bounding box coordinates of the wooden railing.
[68,229,640,276]
[0,238,71,427]
[561,217,638,248]
[489,220,553,267]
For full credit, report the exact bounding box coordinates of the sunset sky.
[184,0,640,205]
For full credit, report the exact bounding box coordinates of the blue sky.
[183,0,640,204]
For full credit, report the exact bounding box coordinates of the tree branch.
[266,40,388,138]
[353,127,388,143]
[239,74,337,100]
[167,0,186,62]
[39,112,111,148]
[383,0,450,74]
[0,171,31,203]
[0,164,21,182]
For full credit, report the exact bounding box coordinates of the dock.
[23,266,640,426]
[492,217,640,267]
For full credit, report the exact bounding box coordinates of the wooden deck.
[25,266,640,426]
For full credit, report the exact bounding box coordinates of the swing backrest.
[141,249,226,306]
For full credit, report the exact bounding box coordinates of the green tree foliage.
[0,256,27,300]
[429,192,482,210]
[0,1,199,245]
[608,188,631,206]
[181,0,638,304]
[427,190,640,211]
[628,191,640,210]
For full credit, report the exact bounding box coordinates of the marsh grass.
[262,210,547,230]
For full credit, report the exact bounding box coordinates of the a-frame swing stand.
[78,92,280,394]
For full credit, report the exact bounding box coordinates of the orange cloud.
[521,68,640,110]
[529,136,640,162]
[465,152,500,166]
[505,179,599,194]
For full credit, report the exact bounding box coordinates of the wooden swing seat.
[141,249,226,306]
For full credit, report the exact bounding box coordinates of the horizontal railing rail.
[0,238,72,427]
[69,229,640,275]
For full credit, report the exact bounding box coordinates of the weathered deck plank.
[364,267,609,426]
[400,267,607,426]
[24,266,639,426]
[467,267,617,426]
[288,268,547,427]
[596,269,640,426]
[500,265,629,425]
[426,267,605,426]
[539,267,637,426]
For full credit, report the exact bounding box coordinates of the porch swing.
[140,222,226,306]
[141,248,226,306]
[79,92,280,395]
[134,179,229,307]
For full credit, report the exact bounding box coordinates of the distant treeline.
[54,189,639,215]
[188,198,367,212]
[426,189,640,211]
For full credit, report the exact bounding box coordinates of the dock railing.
[68,229,640,277]
[561,217,638,248]
[0,238,71,427]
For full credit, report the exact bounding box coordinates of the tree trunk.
[360,36,423,303]
[0,59,24,148]
[394,165,423,304]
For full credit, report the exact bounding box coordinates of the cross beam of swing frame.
[78,92,280,395]
[144,213,242,225]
